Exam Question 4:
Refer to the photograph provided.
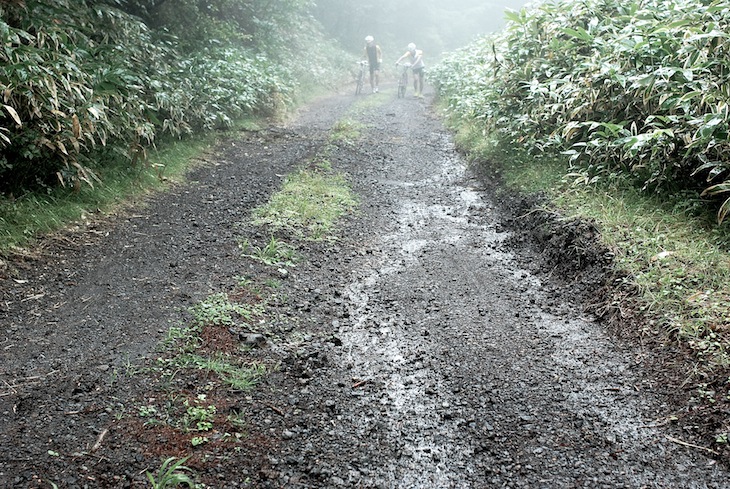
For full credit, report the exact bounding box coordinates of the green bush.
[0,0,299,194]
[431,0,730,223]
[0,1,157,189]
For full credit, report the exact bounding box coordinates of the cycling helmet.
[407,42,416,52]
[365,35,374,43]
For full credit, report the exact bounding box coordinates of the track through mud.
[1,86,728,488]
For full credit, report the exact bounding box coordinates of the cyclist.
[363,35,382,93]
[395,43,425,97]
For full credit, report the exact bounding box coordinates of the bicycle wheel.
[355,73,363,95]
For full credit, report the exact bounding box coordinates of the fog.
[313,0,534,61]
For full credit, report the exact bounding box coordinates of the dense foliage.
[431,0,730,223]
[103,0,314,55]
[0,0,336,193]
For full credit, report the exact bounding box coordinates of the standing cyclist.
[396,43,425,97]
[363,35,382,93]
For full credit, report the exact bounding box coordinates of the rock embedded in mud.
[241,332,266,347]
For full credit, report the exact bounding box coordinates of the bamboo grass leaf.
[701,182,730,198]
[3,105,21,126]
[0,127,10,145]
[651,19,692,32]
[72,114,80,138]
[503,9,524,25]
[717,197,730,224]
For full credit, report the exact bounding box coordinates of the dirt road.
[1,86,728,488]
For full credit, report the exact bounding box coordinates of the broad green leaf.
[503,9,524,24]
[560,27,593,42]
[701,182,730,197]
[87,106,102,119]
[651,19,692,32]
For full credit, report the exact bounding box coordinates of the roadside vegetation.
[431,0,730,443]
[0,0,352,253]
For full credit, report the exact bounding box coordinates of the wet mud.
[0,86,727,488]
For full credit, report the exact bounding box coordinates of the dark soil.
[1,86,728,488]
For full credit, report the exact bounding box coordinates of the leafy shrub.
[431,0,730,223]
[0,0,298,194]
[0,1,160,189]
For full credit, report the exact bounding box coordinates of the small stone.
[243,333,267,347]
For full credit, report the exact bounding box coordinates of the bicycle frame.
[355,60,368,95]
[397,63,411,98]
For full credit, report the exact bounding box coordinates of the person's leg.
[374,69,380,92]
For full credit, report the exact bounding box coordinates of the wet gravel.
[0,86,728,488]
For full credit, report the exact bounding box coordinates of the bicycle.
[396,62,411,98]
[355,60,368,95]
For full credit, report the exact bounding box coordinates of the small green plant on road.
[190,293,261,328]
[182,395,216,432]
[239,236,298,267]
[146,456,195,489]
[330,118,364,144]
[184,354,268,391]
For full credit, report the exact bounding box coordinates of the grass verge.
[0,137,213,255]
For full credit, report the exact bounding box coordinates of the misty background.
[0,0,537,195]
[313,0,533,62]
